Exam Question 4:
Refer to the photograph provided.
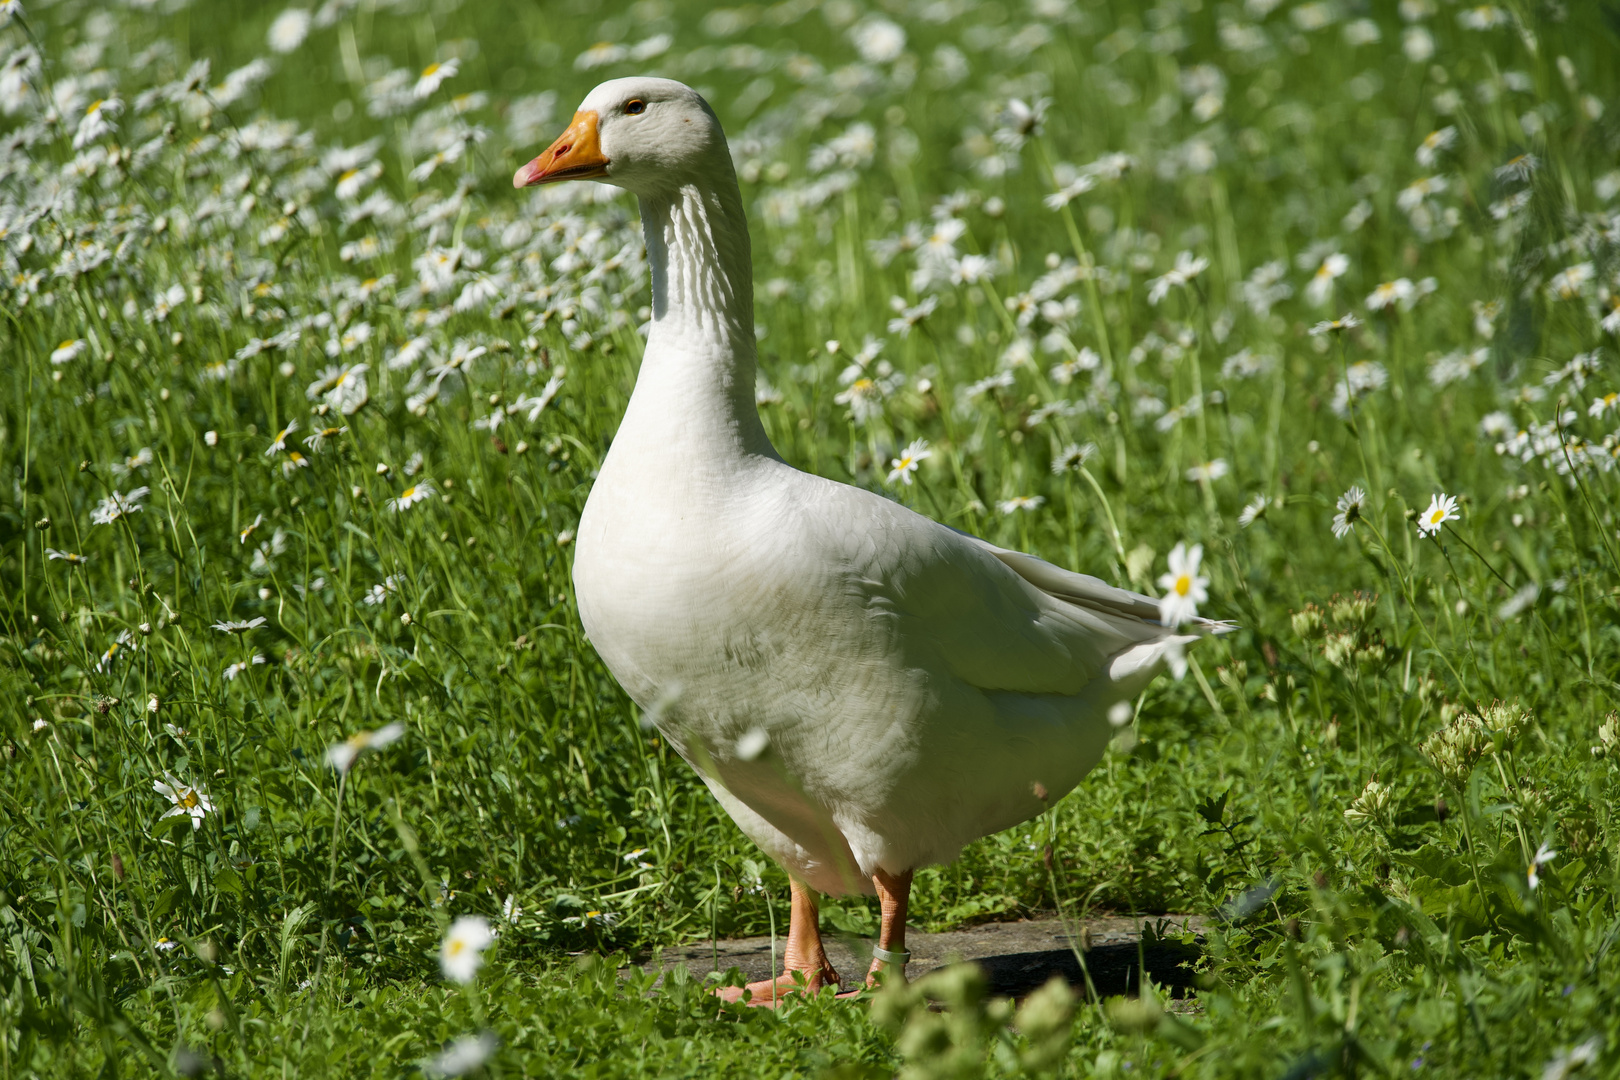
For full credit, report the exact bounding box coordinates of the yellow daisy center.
[1174,574,1192,597]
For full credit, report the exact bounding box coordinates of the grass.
[2,0,1619,1075]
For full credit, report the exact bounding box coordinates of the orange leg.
[865,867,913,987]
[715,878,840,1007]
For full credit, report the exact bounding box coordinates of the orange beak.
[513,111,609,188]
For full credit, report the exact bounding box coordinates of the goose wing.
[801,484,1210,698]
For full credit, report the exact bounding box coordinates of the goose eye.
[624,99,646,115]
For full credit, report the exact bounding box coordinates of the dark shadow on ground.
[971,939,1202,999]
[639,914,1205,1000]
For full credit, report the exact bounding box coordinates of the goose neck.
[640,181,755,353]
[626,179,771,457]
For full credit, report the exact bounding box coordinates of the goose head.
[513,77,732,200]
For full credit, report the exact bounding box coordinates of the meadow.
[2,0,1619,1075]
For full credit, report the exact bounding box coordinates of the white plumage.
[517,77,1219,994]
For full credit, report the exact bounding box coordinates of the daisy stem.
[303,768,347,1007]
[1554,411,1620,580]
[1489,752,1532,864]
[1455,790,1492,920]
[1188,280,1213,460]
[1035,138,1117,388]
[1440,524,1514,593]
[1362,518,1474,709]
[1336,334,1377,504]
[1430,539,1501,703]
[1075,465,1127,564]
[1041,814,1102,1012]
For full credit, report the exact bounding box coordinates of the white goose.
[515,77,1221,1003]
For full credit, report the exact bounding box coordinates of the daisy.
[282,452,311,476]
[92,487,150,525]
[1332,485,1366,539]
[1043,173,1095,211]
[1417,492,1460,536]
[153,773,214,831]
[1365,279,1414,312]
[211,616,267,634]
[1147,251,1210,306]
[1157,542,1208,628]
[325,722,406,774]
[388,335,433,371]
[1527,843,1556,891]
[833,377,886,424]
[267,7,311,53]
[439,916,493,984]
[562,909,620,928]
[1238,495,1272,528]
[850,17,906,63]
[1590,392,1620,418]
[1396,175,1448,214]
[1546,263,1593,301]
[950,254,996,285]
[1459,5,1509,29]
[332,172,379,205]
[1305,253,1349,307]
[1495,153,1539,184]
[362,573,405,606]
[1185,459,1229,483]
[425,1033,499,1079]
[325,364,370,415]
[997,495,1046,514]
[574,41,626,70]
[389,480,436,512]
[413,59,459,100]
[112,447,154,478]
[46,548,90,565]
[72,96,120,149]
[1331,361,1389,416]
[50,339,87,364]
[1050,442,1096,475]
[1414,126,1457,168]
[303,425,348,453]
[994,96,1049,149]
[96,631,135,673]
[264,420,298,455]
[1541,1038,1601,1080]
[886,439,931,486]
[508,375,564,422]
[223,654,266,680]
[1087,152,1136,181]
